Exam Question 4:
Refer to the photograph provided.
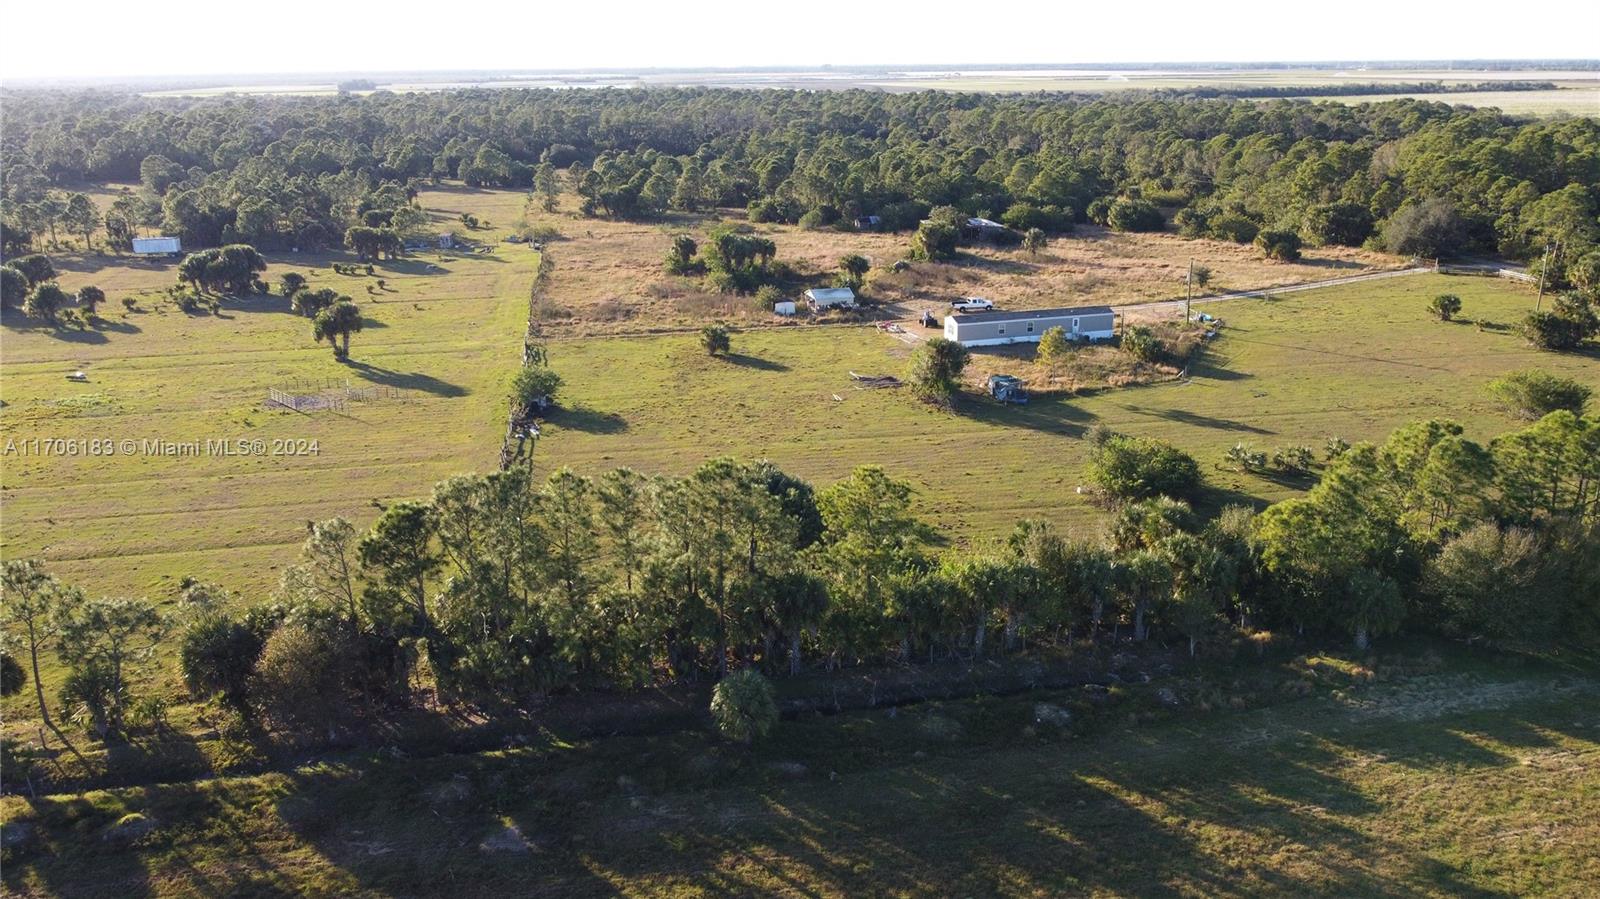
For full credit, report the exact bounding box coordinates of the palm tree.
[313,301,364,359]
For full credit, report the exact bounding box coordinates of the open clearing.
[4,646,1595,897]
[540,273,1597,539]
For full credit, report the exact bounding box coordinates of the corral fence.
[266,380,405,413]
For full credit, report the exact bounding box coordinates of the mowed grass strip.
[543,274,1597,541]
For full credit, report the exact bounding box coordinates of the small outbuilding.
[131,236,182,256]
[944,304,1115,347]
[963,217,1013,241]
[854,215,882,231]
[805,287,857,310]
[773,300,797,316]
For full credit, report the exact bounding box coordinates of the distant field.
[540,273,1595,542]
[128,68,1598,117]
[5,644,1595,897]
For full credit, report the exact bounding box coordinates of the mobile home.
[944,305,1115,347]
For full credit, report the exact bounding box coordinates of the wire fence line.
[266,381,405,413]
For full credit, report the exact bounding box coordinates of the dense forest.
[2,88,1598,281]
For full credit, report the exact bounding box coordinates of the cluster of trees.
[3,410,1595,746]
[176,244,268,294]
[664,227,787,294]
[6,90,1594,267]
[0,252,107,326]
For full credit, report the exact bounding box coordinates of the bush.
[1254,229,1303,262]
[511,365,562,408]
[1486,370,1592,419]
[1106,198,1164,232]
[1382,198,1467,258]
[0,650,25,696]
[710,668,778,743]
[754,284,784,310]
[249,615,356,740]
[1087,433,1202,501]
[1522,310,1591,351]
[1209,214,1259,244]
[180,613,266,711]
[908,337,969,406]
[1120,325,1161,362]
[701,323,731,356]
[1036,326,1072,364]
[1302,202,1374,247]
[909,221,958,261]
[1428,293,1462,321]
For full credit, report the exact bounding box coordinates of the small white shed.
[805,287,857,310]
[773,300,797,316]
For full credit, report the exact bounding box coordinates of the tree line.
[4,411,1595,746]
[3,89,1596,280]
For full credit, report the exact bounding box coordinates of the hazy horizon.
[4,0,1597,82]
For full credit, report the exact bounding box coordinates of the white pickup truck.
[950,297,995,312]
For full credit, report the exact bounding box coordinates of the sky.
[2,0,1597,81]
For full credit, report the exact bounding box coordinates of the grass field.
[538,273,1596,540]
[4,187,1596,748]
[0,186,535,601]
[4,643,1596,897]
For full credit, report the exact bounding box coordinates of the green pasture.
[541,274,1596,542]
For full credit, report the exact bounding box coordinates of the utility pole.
[1185,258,1194,323]
[1536,242,1555,312]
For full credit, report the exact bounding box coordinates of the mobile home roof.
[948,304,1114,325]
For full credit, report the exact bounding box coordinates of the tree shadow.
[1298,257,1369,271]
[1116,404,1275,435]
[546,404,629,434]
[721,353,790,372]
[956,393,1099,437]
[343,360,467,397]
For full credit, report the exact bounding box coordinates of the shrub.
[1254,229,1303,262]
[1486,370,1592,419]
[1106,198,1164,232]
[1226,443,1268,472]
[700,323,731,356]
[180,613,266,711]
[1087,433,1202,501]
[1209,214,1259,244]
[710,668,778,743]
[0,650,25,696]
[1121,325,1161,362]
[1428,293,1463,321]
[1036,326,1072,364]
[1382,198,1468,258]
[1522,310,1590,351]
[908,337,969,406]
[511,365,562,408]
[910,221,958,261]
[753,285,784,310]
[249,615,356,740]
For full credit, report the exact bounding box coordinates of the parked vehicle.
[988,374,1028,404]
[951,297,995,312]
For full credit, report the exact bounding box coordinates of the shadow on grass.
[1115,404,1275,435]
[956,392,1099,437]
[343,360,467,397]
[721,352,790,372]
[546,404,628,434]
